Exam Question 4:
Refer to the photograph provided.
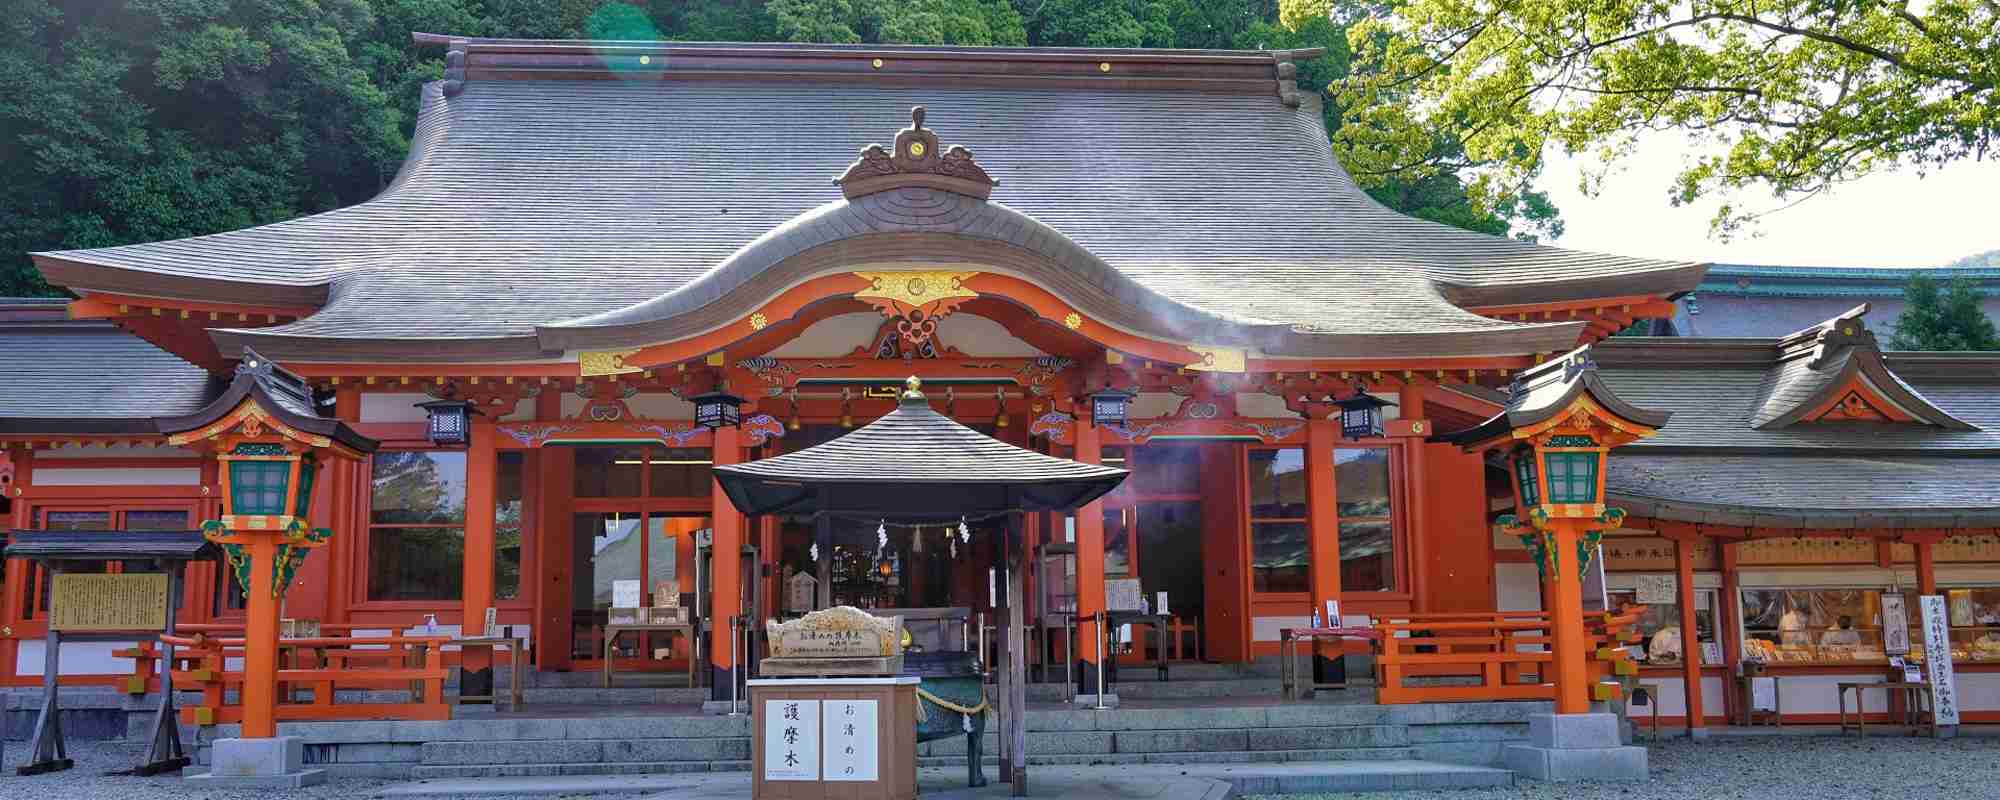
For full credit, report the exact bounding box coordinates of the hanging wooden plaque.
[50,573,170,632]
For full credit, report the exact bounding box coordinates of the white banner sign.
[1919,595,1960,726]
[763,699,820,781]
[612,579,642,610]
[822,699,879,781]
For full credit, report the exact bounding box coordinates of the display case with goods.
[1607,588,1721,667]
[1942,588,2000,662]
[1740,588,1889,665]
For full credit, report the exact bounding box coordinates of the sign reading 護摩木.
[763,699,820,781]
[1919,594,1960,726]
[50,573,170,632]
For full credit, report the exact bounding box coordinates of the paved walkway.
[372,760,1508,798]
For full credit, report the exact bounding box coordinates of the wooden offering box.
[749,677,918,800]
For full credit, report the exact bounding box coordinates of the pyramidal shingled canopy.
[713,379,1127,522]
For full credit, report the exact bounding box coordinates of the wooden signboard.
[1919,595,1961,727]
[50,573,169,632]
[1634,574,1676,605]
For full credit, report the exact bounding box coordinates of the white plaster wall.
[32,467,201,486]
[38,444,197,459]
[17,640,131,676]
[1496,562,1543,612]
[1127,393,1183,419]
[1232,393,1297,419]
[933,314,1045,357]
[1253,615,1311,642]
[361,392,432,423]
[767,313,885,358]
[493,396,534,422]
[1735,567,1916,588]
[627,393,696,420]
[1630,675,1729,718]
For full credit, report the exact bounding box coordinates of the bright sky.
[1538,133,2000,268]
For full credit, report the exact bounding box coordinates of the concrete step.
[918,747,1419,767]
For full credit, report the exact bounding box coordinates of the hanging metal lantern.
[1088,387,1137,427]
[415,399,479,447]
[1332,386,1395,441]
[690,389,746,430]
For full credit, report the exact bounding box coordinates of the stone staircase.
[188,699,1545,780]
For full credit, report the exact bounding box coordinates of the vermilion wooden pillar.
[461,416,499,678]
[1915,539,1937,595]
[709,424,744,699]
[1072,417,1105,694]
[1303,417,1342,680]
[241,538,282,738]
[1548,519,1589,714]
[1672,532,1705,735]
[1398,383,1429,609]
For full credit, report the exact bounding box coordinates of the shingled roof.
[714,378,1127,521]
[1592,307,1999,528]
[33,37,1705,365]
[0,309,222,435]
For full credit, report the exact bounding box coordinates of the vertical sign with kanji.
[1919,595,1960,726]
[822,699,879,781]
[763,699,820,780]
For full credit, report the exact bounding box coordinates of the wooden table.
[453,635,527,707]
[1279,626,1376,700]
[1838,681,1939,738]
[1103,611,1171,683]
[602,623,700,688]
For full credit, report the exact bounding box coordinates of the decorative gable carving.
[1752,304,1975,430]
[835,106,997,200]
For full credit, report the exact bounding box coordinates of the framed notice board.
[49,573,171,632]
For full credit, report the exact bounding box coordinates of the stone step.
[1216,760,1515,793]
[412,748,1434,779]
[412,760,749,779]
[421,737,750,766]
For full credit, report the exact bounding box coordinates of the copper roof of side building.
[33,37,1704,364]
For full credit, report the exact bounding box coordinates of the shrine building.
[2,35,1997,740]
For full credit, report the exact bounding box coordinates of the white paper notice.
[1919,595,1961,726]
[1634,574,1675,605]
[763,699,820,781]
[1750,677,1777,711]
[821,699,879,781]
[1881,593,1910,656]
[612,579,642,610]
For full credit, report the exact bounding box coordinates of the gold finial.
[903,375,924,399]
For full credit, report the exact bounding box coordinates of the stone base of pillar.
[1502,713,1648,782]
[1071,693,1120,709]
[184,737,326,788]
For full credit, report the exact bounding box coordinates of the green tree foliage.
[1300,0,1999,239]
[1889,274,2000,351]
[1,0,1555,297]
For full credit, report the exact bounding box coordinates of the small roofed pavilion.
[714,376,1129,797]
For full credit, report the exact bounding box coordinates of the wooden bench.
[1838,681,1939,738]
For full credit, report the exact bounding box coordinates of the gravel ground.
[4,735,1997,800]
[1249,735,2000,800]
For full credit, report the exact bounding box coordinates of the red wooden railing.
[151,628,451,724]
[1372,607,1644,704]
